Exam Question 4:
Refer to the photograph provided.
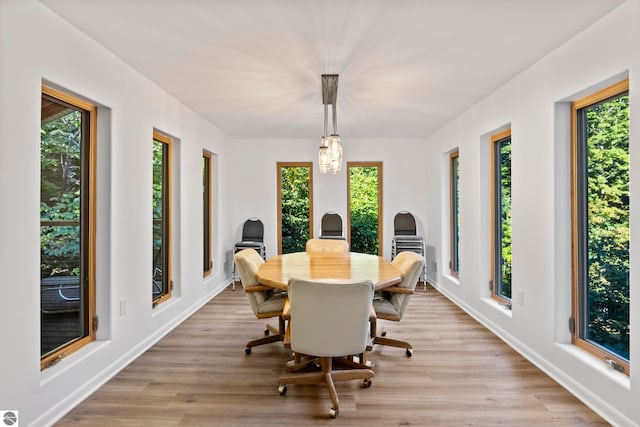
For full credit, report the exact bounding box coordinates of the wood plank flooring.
[57,284,608,426]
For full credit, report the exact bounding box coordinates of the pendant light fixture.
[319,74,342,174]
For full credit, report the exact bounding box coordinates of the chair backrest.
[288,278,373,357]
[242,218,264,242]
[305,238,349,254]
[394,211,417,236]
[389,251,424,317]
[320,212,343,238]
[233,248,268,314]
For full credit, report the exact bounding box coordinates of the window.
[347,162,383,255]
[450,150,460,277]
[203,151,213,276]
[40,85,96,369]
[277,162,313,254]
[152,131,172,305]
[571,79,629,374]
[490,130,512,303]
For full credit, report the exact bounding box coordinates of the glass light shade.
[319,137,331,173]
[328,135,342,174]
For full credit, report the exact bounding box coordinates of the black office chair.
[394,211,417,236]
[391,211,427,287]
[319,212,345,240]
[233,218,266,289]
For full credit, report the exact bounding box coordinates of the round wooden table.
[256,251,402,291]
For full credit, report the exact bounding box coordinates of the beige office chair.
[277,278,375,418]
[305,238,349,254]
[371,251,424,357]
[234,248,287,355]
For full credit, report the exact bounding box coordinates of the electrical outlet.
[516,289,524,306]
[120,298,127,316]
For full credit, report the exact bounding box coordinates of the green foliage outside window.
[583,94,629,360]
[498,139,512,299]
[281,166,311,253]
[349,166,379,255]
[41,108,82,277]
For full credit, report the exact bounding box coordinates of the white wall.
[423,1,640,425]
[0,1,232,426]
[228,137,429,261]
[2,0,640,426]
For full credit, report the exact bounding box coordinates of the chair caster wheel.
[406,348,413,357]
[245,348,251,355]
[278,385,287,395]
[363,378,372,388]
[264,329,270,336]
[329,408,338,418]
[381,331,387,337]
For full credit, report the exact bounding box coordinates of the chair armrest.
[282,298,291,320]
[369,305,377,322]
[244,284,272,292]
[383,286,413,294]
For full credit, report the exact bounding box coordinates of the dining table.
[256,251,403,291]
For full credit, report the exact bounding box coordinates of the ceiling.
[40,0,624,139]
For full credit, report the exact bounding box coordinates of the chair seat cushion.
[393,235,423,241]
[256,292,287,315]
[373,293,400,318]
[236,241,265,249]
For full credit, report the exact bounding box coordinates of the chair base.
[372,335,413,357]
[278,356,374,418]
[370,318,413,357]
[244,317,285,354]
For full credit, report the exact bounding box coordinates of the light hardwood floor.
[57,284,608,426]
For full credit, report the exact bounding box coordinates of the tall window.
[490,130,512,303]
[40,85,96,369]
[450,150,460,277]
[571,79,629,374]
[152,131,172,305]
[348,162,383,255]
[203,151,213,276]
[277,162,313,254]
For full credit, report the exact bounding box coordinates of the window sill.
[555,343,630,389]
[482,297,513,318]
[443,273,460,286]
[40,340,111,386]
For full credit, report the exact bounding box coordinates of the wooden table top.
[256,251,403,291]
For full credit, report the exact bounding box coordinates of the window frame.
[347,161,384,256]
[203,151,213,277]
[40,85,97,370]
[152,131,172,306]
[570,79,630,375]
[449,150,460,278]
[490,129,512,304]
[276,162,314,255]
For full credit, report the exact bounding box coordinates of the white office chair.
[277,278,375,418]
[234,248,287,354]
[305,238,349,253]
[371,251,424,356]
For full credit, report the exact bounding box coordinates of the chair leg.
[320,358,340,418]
[245,316,286,354]
[371,319,413,356]
[372,335,413,356]
[245,333,283,350]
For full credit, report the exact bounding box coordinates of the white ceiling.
[40,0,623,139]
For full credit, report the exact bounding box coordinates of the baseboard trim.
[430,280,635,427]
[33,278,233,427]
